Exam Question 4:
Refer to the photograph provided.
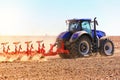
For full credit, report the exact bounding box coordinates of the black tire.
[99,39,114,56]
[59,53,71,58]
[57,40,81,59]
[70,35,92,57]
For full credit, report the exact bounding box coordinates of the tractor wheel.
[59,53,71,59]
[70,35,92,57]
[99,39,114,56]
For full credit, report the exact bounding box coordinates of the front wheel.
[99,39,114,56]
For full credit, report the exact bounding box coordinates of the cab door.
[81,21,91,35]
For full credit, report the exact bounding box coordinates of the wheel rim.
[104,42,113,55]
[79,41,89,56]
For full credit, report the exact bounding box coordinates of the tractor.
[56,17,114,58]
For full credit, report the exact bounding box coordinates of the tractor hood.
[92,30,106,38]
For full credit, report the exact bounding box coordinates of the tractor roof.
[66,18,91,23]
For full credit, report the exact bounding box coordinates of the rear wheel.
[70,35,92,57]
[59,53,71,58]
[58,40,81,59]
[58,35,92,58]
[99,39,114,56]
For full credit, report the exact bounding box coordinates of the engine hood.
[92,30,106,38]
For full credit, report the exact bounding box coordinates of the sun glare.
[0,7,20,35]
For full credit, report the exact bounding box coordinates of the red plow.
[0,40,69,62]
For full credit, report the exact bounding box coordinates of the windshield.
[69,22,80,32]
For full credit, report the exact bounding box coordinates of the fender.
[100,36,109,40]
[69,31,92,42]
[97,36,109,48]
[57,31,72,41]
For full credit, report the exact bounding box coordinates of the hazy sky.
[0,0,120,36]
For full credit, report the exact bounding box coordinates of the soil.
[0,36,120,80]
[0,49,119,80]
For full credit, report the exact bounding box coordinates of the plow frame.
[0,40,69,57]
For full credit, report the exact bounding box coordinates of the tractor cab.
[66,19,92,35]
[66,18,106,39]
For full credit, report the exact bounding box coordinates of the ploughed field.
[0,36,120,80]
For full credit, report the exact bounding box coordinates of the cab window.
[81,21,91,34]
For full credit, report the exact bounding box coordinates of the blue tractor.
[56,17,114,58]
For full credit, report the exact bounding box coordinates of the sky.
[0,0,120,36]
